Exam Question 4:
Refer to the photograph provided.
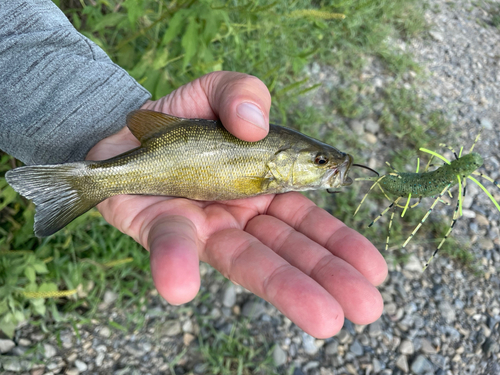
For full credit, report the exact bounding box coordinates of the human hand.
[86,71,387,338]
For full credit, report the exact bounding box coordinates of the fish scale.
[6,110,354,236]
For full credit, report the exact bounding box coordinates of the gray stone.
[482,337,499,356]
[65,368,79,375]
[99,326,111,338]
[429,30,444,42]
[384,302,397,315]
[194,363,208,374]
[411,355,433,374]
[103,290,118,305]
[420,338,437,354]
[0,339,15,353]
[373,358,382,373]
[302,333,319,355]
[95,351,105,367]
[18,338,31,346]
[241,300,266,318]
[350,120,364,135]
[336,329,351,344]
[182,319,194,333]
[369,319,383,337]
[364,118,380,133]
[273,345,287,366]
[325,340,338,355]
[480,117,493,130]
[349,340,364,356]
[439,301,456,322]
[160,320,182,337]
[43,343,57,359]
[395,354,409,373]
[125,344,144,358]
[222,283,236,308]
[2,357,22,372]
[74,360,88,372]
[302,361,319,373]
[399,340,414,355]
[404,254,423,272]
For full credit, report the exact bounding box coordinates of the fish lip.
[328,154,353,187]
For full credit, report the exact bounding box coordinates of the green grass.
[196,315,277,375]
[1,0,477,367]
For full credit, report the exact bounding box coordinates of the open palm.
[86,72,387,338]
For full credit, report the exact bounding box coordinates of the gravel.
[2,1,500,374]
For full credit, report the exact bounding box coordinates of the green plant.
[197,316,277,375]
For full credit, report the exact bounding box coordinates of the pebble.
[429,30,444,42]
[95,351,105,367]
[99,326,111,338]
[479,117,493,130]
[420,338,437,354]
[395,354,409,373]
[43,343,57,359]
[103,290,118,305]
[325,340,338,355]
[336,329,351,344]
[302,333,320,355]
[3,357,22,372]
[410,355,433,374]
[241,300,266,318]
[273,345,287,366]
[0,339,15,353]
[399,339,414,355]
[222,283,236,308]
[159,320,182,337]
[404,254,423,272]
[373,358,382,373]
[438,301,456,323]
[182,319,194,333]
[65,369,79,375]
[364,118,380,133]
[349,340,363,356]
[369,319,383,337]
[350,120,364,135]
[74,360,88,372]
[183,333,195,346]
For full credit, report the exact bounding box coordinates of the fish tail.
[5,162,103,237]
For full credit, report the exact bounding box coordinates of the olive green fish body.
[6,110,353,236]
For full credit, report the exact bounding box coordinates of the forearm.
[0,0,151,165]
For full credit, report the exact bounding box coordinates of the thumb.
[143,71,271,142]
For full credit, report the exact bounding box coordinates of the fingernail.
[236,102,267,130]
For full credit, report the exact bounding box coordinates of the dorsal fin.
[126,110,186,142]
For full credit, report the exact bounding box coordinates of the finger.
[204,228,344,338]
[245,215,383,325]
[144,71,271,142]
[148,215,201,305]
[267,192,388,286]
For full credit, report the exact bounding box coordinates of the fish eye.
[315,154,328,165]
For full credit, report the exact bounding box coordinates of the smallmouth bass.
[6,110,354,237]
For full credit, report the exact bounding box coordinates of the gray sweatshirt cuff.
[0,0,151,165]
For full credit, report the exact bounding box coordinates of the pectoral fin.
[233,176,275,195]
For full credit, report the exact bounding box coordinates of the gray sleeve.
[0,0,151,165]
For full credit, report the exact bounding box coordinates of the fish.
[5,109,354,237]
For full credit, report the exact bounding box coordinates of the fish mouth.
[327,154,353,187]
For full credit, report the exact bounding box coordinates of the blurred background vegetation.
[1,0,463,372]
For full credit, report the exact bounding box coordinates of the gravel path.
[1,0,500,374]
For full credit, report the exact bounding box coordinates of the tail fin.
[5,163,102,237]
